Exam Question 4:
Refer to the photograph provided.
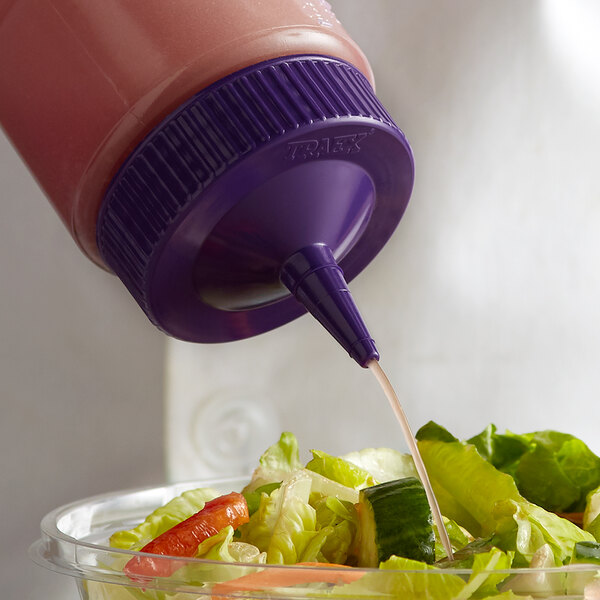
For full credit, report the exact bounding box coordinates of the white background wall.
[167,0,600,475]
[1,1,600,599]
[0,124,166,598]
[0,119,165,596]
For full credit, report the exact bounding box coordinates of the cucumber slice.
[357,477,435,566]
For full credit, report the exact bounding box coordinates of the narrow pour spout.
[280,244,379,367]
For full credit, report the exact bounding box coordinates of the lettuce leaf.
[433,517,472,561]
[241,465,360,566]
[467,424,529,476]
[320,520,355,565]
[243,482,281,516]
[342,447,418,483]
[328,555,466,599]
[423,423,600,513]
[384,548,517,600]
[109,487,219,550]
[416,421,459,443]
[477,593,534,600]
[454,547,514,600]
[312,494,357,564]
[419,438,594,565]
[295,526,333,563]
[584,485,600,541]
[512,443,580,511]
[243,432,302,493]
[306,449,376,489]
[493,499,594,565]
[586,515,600,542]
[501,544,565,597]
[195,525,264,563]
[471,426,600,513]
[240,470,319,564]
[418,439,522,538]
[302,468,360,503]
[176,526,265,584]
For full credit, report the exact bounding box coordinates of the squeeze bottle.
[0,0,414,366]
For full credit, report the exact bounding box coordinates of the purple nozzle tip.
[280,244,379,367]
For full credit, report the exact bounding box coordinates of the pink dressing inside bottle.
[0,0,373,266]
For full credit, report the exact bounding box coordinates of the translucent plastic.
[0,0,373,266]
[30,477,600,600]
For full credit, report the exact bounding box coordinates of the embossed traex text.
[285,129,374,161]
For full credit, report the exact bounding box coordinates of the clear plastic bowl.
[30,477,600,599]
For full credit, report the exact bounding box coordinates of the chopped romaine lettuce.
[501,543,565,597]
[328,555,466,599]
[438,536,499,569]
[428,422,600,513]
[301,468,360,503]
[306,449,376,489]
[493,499,593,565]
[466,424,529,476]
[417,439,522,537]
[240,470,320,564]
[312,495,357,564]
[328,550,514,600]
[511,431,600,512]
[418,437,594,564]
[177,525,265,584]
[104,424,600,600]
[195,525,263,563]
[454,547,514,600]
[243,482,281,516]
[416,421,459,443]
[512,443,580,511]
[433,516,472,561]
[242,432,302,493]
[342,446,418,483]
[584,485,600,541]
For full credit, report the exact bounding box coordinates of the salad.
[94,423,600,599]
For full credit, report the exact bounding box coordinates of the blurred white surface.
[0,88,165,600]
[167,0,600,482]
[0,124,166,598]
[2,2,600,599]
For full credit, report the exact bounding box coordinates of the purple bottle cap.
[97,55,414,365]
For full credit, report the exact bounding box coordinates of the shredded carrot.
[211,562,363,599]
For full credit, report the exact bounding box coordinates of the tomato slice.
[124,491,249,580]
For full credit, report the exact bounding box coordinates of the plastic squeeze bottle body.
[0,0,414,366]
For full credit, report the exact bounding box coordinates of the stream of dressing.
[367,359,454,560]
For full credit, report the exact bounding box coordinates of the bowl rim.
[30,476,600,594]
